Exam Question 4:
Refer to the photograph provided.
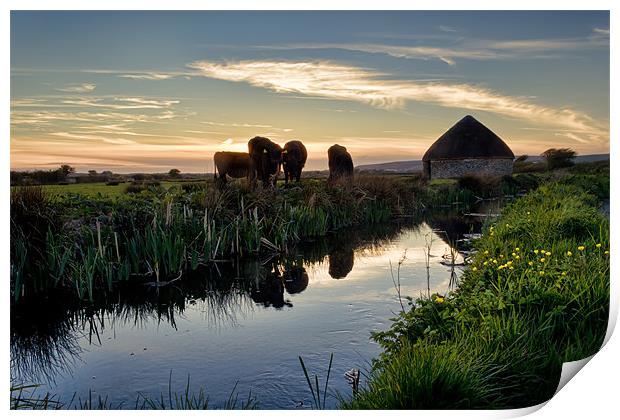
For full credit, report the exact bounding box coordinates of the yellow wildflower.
[545,252,551,256]
[484,250,489,255]
[472,267,478,271]
[509,266,514,270]
[539,271,545,275]
[483,261,488,266]
[528,262,534,266]
[512,252,517,257]
[493,259,497,264]
[527,212,530,215]
[507,261,513,266]
[567,251,573,256]
[561,272,566,276]
[515,247,520,251]
[578,246,585,251]
[435,296,444,304]
[516,255,520,260]
[605,251,609,255]
[596,243,602,248]
[534,250,539,254]
[540,258,545,263]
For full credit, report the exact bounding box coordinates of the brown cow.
[213,152,250,185]
[282,140,308,184]
[248,136,282,188]
[327,144,354,185]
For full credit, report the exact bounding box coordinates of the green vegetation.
[11,175,435,303]
[11,374,258,410]
[342,178,609,409]
[10,161,610,410]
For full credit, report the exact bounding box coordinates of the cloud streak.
[188,59,607,141]
[255,31,609,66]
[56,83,96,93]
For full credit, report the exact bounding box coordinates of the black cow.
[213,152,250,185]
[248,136,282,188]
[327,144,354,185]
[282,140,308,184]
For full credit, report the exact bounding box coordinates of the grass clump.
[343,180,609,409]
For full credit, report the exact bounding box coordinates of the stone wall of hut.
[429,158,513,179]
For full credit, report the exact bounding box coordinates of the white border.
[3,2,616,419]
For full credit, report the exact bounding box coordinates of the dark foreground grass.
[342,181,609,409]
[11,374,258,410]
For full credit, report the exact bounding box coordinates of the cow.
[248,136,282,188]
[213,151,250,185]
[282,140,308,184]
[327,144,354,185]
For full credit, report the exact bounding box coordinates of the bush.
[124,181,162,194]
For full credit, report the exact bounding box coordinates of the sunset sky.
[10,11,609,173]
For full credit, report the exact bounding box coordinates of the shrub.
[124,181,162,194]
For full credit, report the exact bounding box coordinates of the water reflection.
[11,212,483,402]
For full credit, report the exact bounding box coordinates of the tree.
[541,148,576,170]
[59,165,75,177]
[168,168,181,178]
[88,170,98,176]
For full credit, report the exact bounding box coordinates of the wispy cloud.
[50,131,137,145]
[56,83,96,93]
[254,32,609,66]
[201,120,293,132]
[119,72,178,80]
[593,27,610,36]
[61,96,179,110]
[188,59,607,143]
[438,25,457,33]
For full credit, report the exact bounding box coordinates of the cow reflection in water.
[245,260,289,309]
[282,266,309,295]
[328,248,354,279]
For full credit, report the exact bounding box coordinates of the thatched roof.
[422,115,514,161]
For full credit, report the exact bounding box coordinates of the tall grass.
[11,375,258,410]
[343,180,609,409]
[11,176,432,303]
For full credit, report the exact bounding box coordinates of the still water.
[11,215,481,409]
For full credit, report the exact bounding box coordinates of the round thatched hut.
[422,115,514,179]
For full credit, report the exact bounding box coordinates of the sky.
[10,11,610,173]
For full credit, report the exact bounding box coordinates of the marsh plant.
[10,176,435,303]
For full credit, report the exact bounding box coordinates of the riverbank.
[341,177,610,409]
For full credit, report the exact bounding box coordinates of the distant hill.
[355,154,609,173]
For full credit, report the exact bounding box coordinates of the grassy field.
[342,177,609,409]
[41,180,204,198]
